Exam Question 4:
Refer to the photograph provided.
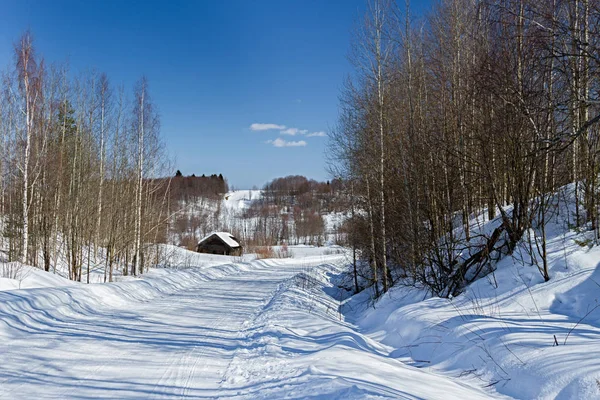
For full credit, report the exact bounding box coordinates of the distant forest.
[167,174,346,251]
[153,171,229,202]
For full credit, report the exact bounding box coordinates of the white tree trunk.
[133,81,145,276]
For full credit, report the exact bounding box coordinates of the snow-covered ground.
[2,183,600,398]
[342,185,600,399]
[223,189,262,211]
[0,249,498,399]
[0,263,76,291]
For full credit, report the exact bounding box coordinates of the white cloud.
[251,122,325,140]
[281,127,308,136]
[250,123,286,131]
[266,138,307,148]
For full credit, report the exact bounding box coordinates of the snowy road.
[0,256,503,399]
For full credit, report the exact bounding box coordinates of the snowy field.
[0,248,498,399]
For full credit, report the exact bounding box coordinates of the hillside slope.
[344,185,600,399]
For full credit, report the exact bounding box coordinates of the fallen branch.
[564,303,600,345]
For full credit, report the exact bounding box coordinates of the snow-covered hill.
[340,184,600,399]
[223,189,262,211]
[172,189,347,248]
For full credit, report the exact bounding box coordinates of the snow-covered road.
[0,256,502,399]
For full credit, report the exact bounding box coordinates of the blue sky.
[0,0,432,189]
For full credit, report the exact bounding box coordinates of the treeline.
[329,0,600,297]
[262,175,344,212]
[167,172,228,202]
[0,33,169,281]
[238,175,344,246]
[168,175,345,250]
[159,172,228,249]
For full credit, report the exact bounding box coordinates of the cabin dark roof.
[197,232,241,248]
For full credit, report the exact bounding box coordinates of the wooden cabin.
[196,232,243,256]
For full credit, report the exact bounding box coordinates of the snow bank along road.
[0,255,503,399]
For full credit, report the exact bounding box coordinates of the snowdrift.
[345,184,600,399]
[0,248,501,399]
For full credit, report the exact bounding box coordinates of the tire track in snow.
[0,255,496,399]
[141,261,305,398]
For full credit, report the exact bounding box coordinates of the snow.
[223,190,262,211]
[342,184,600,399]
[323,211,348,234]
[198,231,241,248]
[0,250,498,399]
[2,184,600,398]
[0,263,76,291]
